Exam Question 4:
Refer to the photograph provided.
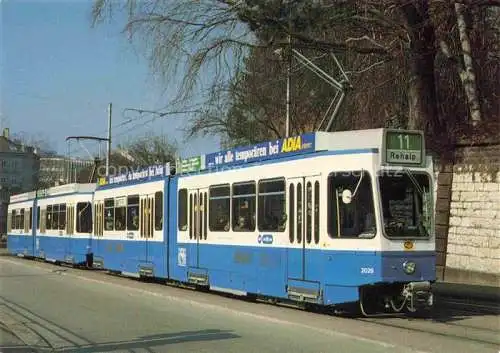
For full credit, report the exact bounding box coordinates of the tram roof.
[96,128,425,188]
[9,183,97,203]
[175,128,425,173]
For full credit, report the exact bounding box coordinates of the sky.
[0,0,221,160]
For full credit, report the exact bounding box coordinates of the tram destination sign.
[384,130,425,166]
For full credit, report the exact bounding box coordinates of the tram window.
[93,204,98,235]
[194,193,198,238]
[29,207,33,231]
[77,202,92,233]
[297,183,303,243]
[24,209,29,232]
[155,191,163,231]
[209,184,230,232]
[11,210,16,229]
[46,205,53,230]
[189,194,194,238]
[306,182,312,243]
[12,210,19,230]
[104,198,114,231]
[127,195,139,231]
[203,192,207,239]
[66,206,73,235]
[53,205,62,230]
[58,204,66,230]
[53,205,60,230]
[379,173,432,238]
[258,178,286,232]
[178,189,188,231]
[314,181,320,244]
[232,181,256,232]
[289,185,295,243]
[20,209,25,230]
[37,206,40,230]
[114,197,126,231]
[327,171,376,239]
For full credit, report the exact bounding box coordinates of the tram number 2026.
[360,267,375,274]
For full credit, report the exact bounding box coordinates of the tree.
[91,0,500,152]
[80,132,178,181]
[209,45,350,147]
[116,133,177,166]
[226,0,499,148]
[11,131,57,156]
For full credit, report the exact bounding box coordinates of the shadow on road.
[59,329,240,353]
[427,295,500,324]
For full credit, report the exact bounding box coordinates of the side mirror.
[280,213,288,225]
[341,189,352,204]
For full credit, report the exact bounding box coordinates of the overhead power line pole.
[106,103,112,177]
[286,22,292,137]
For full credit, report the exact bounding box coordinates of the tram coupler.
[402,281,433,312]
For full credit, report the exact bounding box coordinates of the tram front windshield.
[379,172,432,238]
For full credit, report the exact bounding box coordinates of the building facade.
[39,156,94,187]
[0,128,40,234]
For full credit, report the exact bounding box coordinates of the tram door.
[140,194,155,262]
[286,175,321,281]
[65,203,75,261]
[187,188,208,268]
[93,200,104,265]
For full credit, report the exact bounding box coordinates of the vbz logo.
[257,234,273,244]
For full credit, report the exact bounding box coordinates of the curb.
[432,282,500,302]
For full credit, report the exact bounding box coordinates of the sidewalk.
[432,281,500,302]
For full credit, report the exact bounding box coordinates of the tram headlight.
[403,261,416,275]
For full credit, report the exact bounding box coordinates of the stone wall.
[438,143,500,286]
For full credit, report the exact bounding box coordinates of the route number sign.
[384,130,424,166]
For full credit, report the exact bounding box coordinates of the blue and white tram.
[7,191,36,257]
[170,129,435,313]
[34,183,96,265]
[6,128,435,315]
[92,165,168,278]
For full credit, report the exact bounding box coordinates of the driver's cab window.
[379,173,431,238]
[327,171,376,238]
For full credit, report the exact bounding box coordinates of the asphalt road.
[0,255,498,353]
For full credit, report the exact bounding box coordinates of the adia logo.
[258,234,273,244]
[281,136,303,153]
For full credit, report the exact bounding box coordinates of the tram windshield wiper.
[403,168,424,196]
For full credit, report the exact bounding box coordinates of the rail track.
[4,254,500,350]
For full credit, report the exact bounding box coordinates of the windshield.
[379,172,432,238]
[328,171,376,238]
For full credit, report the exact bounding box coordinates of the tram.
[7,128,435,314]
